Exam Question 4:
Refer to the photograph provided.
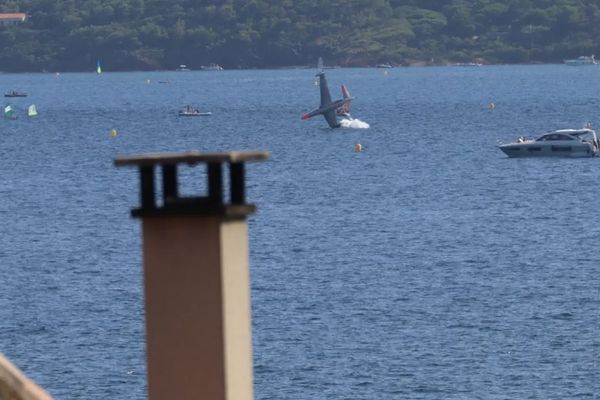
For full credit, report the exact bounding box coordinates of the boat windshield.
[536,133,575,141]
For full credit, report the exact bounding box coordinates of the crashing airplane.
[302,64,354,128]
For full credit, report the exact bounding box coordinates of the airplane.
[302,68,354,128]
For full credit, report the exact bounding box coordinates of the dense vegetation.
[0,0,599,71]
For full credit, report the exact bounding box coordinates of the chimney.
[115,151,269,400]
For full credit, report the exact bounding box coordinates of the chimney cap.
[114,150,269,167]
[114,150,269,218]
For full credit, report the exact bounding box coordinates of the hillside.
[0,0,599,71]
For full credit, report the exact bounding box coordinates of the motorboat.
[176,64,191,71]
[178,105,212,117]
[375,63,392,68]
[564,55,597,65]
[453,62,483,67]
[498,128,599,158]
[4,90,27,97]
[200,63,223,71]
[179,110,212,117]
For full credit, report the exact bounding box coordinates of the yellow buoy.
[488,102,496,110]
[354,143,362,152]
[111,128,118,137]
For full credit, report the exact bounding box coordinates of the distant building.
[0,13,26,26]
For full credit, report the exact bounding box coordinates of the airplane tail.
[340,84,352,113]
[341,84,351,99]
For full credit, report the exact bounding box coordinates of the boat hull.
[564,56,597,65]
[178,112,212,117]
[499,143,596,158]
[565,61,597,66]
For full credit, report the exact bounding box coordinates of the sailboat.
[28,104,37,117]
[4,105,15,119]
[96,60,102,74]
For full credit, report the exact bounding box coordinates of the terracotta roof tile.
[0,13,26,20]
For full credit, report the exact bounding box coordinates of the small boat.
[27,104,37,117]
[564,55,597,65]
[178,105,212,117]
[4,104,15,119]
[200,63,223,71]
[176,64,191,71]
[375,63,393,68]
[453,62,483,67]
[499,128,600,158]
[96,60,102,74]
[4,90,27,97]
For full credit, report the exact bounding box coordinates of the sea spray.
[339,118,370,129]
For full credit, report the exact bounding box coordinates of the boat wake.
[339,118,370,129]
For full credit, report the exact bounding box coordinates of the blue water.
[0,66,598,399]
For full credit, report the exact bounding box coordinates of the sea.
[0,65,598,399]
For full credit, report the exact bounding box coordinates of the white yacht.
[499,128,599,158]
[453,62,483,67]
[200,63,223,71]
[564,55,597,65]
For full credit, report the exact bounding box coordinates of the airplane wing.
[302,107,320,120]
[319,73,332,107]
[323,109,339,128]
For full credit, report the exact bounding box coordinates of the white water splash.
[339,118,370,129]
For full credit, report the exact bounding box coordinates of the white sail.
[4,105,14,118]
[28,104,37,117]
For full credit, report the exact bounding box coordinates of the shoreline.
[0,62,585,74]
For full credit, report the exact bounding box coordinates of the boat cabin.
[536,133,577,141]
[535,129,595,142]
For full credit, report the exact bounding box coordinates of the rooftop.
[0,13,26,20]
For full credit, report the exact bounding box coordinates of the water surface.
[0,65,598,399]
